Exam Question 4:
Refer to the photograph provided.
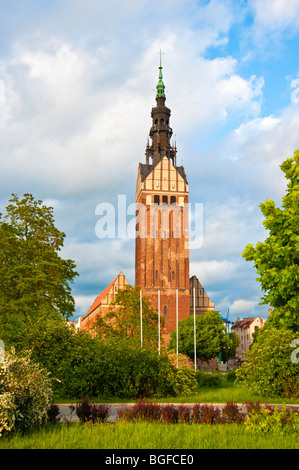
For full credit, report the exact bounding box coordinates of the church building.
[79,55,214,341]
[135,55,190,340]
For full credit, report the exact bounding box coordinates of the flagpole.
[176,289,178,368]
[193,287,196,370]
[158,289,160,355]
[140,290,143,348]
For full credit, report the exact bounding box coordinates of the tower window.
[154,195,160,205]
[154,119,158,125]
[160,118,164,125]
[164,306,167,316]
[172,271,175,280]
[156,270,158,280]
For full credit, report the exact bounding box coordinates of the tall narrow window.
[164,306,167,316]
[162,195,168,205]
[154,195,160,205]
[155,270,158,280]
[172,271,175,280]
[171,196,176,205]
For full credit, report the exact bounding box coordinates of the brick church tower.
[135,54,190,341]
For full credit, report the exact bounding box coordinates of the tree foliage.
[242,150,299,332]
[0,194,78,347]
[236,327,299,398]
[168,311,228,362]
[93,285,164,350]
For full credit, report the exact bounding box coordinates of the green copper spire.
[156,49,166,99]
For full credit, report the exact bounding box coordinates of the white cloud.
[249,0,299,31]
[229,298,258,317]
[1,0,298,323]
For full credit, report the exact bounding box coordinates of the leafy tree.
[0,193,78,348]
[168,311,226,363]
[221,331,240,363]
[93,285,164,350]
[236,327,299,398]
[242,150,299,333]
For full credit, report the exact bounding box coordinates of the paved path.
[57,402,299,424]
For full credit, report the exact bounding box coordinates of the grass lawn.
[0,420,298,450]
[54,380,299,405]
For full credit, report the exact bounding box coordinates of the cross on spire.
[156,49,166,99]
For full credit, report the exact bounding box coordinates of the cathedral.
[79,56,214,338]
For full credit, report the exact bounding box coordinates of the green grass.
[0,421,298,449]
[54,380,299,405]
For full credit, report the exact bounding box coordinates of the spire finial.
[156,49,166,99]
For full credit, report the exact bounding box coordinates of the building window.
[171,196,176,204]
[156,270,158,280]
[162,195,168,205]
[172,271,175,280]
[164,306,167,316]
[154,195,160,205]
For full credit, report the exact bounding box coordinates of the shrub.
[55,338,181,400]
[46,404,61,424]
[0,392,16,437]
[75,396,111,423]
[172,368,198,396]
[160,405,178,424]
[133,399,161,422]
[177,405,192,424]
[199,404,222,424]
[221,401,245,424]
[245,405,299,436]
[226,369,236,382]
[195,370,222,388]
[236,327,299,398]
[0,348,53,435]
[117,400,161,422]
[190,404,222,424]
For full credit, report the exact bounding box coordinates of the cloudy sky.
[1,0,299,322]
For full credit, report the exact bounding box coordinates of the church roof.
[84,275,118,318]
[139,162,188,183]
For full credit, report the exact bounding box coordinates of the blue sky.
[1,0,299,322]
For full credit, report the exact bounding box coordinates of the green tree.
[93,285,164,351]
[0,193,78,348]
[242,150,299,333]
[168,311,226,362]
[221,331,240,363]
[236,327,299,398]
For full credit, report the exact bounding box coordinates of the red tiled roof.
[231,318,255,329]
[84,276,118,319]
